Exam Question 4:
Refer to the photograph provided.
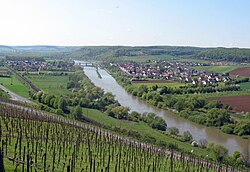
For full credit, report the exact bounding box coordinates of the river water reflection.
[81,65,249,158]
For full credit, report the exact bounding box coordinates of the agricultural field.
[239,82,250,90]
[192,65,242,74]
[26,74,70,95]
[209,96,250,113]
[0,101,232,172]
[229,67,250,76]
[0,74,30,98]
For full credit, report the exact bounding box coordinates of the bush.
[183,131,193,142]
[150,116,167,131]
[199,139,208,149]
[167,143,178,150]
[55,109,64,116]
[221,124,235,134]
[188,115,206,125]
[168,127,179,135]
[143,135,156,144]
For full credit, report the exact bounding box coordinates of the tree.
[129,111,141,122]
[36,91,44,102]
[213,145,229,162]
[221,124,235,134]
[168,127,179,135]
[151,85,158,91]
[204,100,222,109]
[199,139,208,148]
[44,95,55,106]
[58,98,67,112]
[150,116,167,131]
[79,98,90,108]
[183,131,193,142]
[229,151,243,167]
[174,99,186,112]
[208,143,228,162]
[110,106,130,119]
[234,121,250,136]
[0,148,5,172]
[72,106,82,119]
[206,108,230,127]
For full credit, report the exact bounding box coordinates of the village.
[118,61,234,85]
[5,59,74,72]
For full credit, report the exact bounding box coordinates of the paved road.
[0,84,34,104]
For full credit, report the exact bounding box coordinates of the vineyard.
[0,99,242,171]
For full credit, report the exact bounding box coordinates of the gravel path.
[0,84,33,104]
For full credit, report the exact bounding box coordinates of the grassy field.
[26,74,70,95]
[0,74,30,98]
[0,88,10,98]
[134,81,186,88]
[193,66,243,74]
[173,58,210,63]
[122,55,158,62]
[81,107,210,157]
[155,54,176,61]
[0,66,7,69]
[239,82,250,90]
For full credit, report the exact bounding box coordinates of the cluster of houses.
[119,62,233,85]
[0,69,10,77]
[188,75,232,86]
[6,60,73,72]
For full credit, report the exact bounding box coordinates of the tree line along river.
[77,62,249,159]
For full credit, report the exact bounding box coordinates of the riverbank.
[1,98,241,172]
[109,66,250,136]
[82,66,250,160]
[80,107,212,157]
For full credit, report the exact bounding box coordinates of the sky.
[0,0,250,47]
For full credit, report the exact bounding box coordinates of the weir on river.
[75,61,250,159]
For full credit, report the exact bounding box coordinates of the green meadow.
[0,74,30,98]
[26,74,70,95]
[122,55,158,62]
[134,81,186,88]
[81,107,210,157]
[239,82,250,90]
[192,65,243,74]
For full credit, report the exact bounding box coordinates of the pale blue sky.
[0,0,250,47]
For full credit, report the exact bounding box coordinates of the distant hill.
[68,46,250,62]
[9,45,81,53]
[1,45,250,62]
[0,45,81,59]
[65,46,205,60]
[0,45,14,53]
[194,47,250,62]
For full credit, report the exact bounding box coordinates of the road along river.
[82,65,249,158]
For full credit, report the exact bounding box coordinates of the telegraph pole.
[10,75,13,85]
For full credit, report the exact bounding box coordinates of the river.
[78,63,249,158]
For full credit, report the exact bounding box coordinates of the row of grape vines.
[0,100,241,172]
